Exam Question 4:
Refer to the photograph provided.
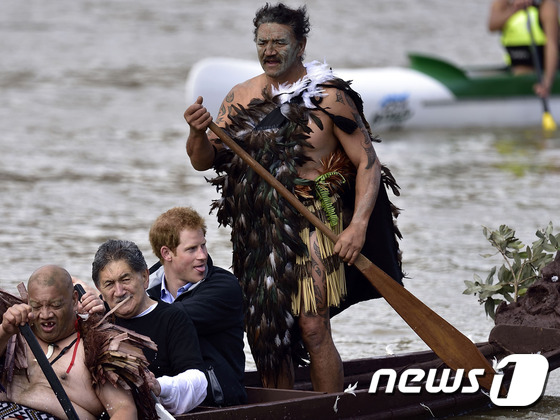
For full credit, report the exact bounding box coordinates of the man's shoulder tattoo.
[215,91,236,125]
[335,90,345,104]
[343,91,376,169]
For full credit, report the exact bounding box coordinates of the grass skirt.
[293,194,347,316]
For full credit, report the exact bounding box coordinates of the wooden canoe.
[176,325,560,420]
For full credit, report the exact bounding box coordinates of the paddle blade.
[542,111,557,131]
[354,254,496,392]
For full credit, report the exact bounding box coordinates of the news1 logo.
[368,354,549,407]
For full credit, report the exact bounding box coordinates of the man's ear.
[72,289,80,312]
[297,38,307,59]
[161,246,174,262]
[142,269,150,290]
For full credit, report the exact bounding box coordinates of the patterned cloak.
[208,61,403,384]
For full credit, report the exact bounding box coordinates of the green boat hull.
[408,52,560,98]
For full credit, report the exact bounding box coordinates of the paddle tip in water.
[542,112,557,131]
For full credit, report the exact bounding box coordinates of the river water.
[1,1,560,418]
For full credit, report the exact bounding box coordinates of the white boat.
[185,53,560,131]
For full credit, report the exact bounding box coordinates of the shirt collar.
[159,264,208,303]
[132,302,158,318]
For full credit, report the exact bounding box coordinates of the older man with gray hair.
[92,239,208,415]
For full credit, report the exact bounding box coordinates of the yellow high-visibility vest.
[501,6,547,47]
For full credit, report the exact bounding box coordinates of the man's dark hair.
[92,239,148,287]
[253,3,310,42]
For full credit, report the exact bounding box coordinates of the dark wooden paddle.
[14,282,79,419]
[526,8,557,131]
[208,121,496,391]
[19,324,80,420]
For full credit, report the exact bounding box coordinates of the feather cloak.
[208,62,404,384]
[209,92,313,384]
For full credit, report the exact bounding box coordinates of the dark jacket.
[147,256,247,406]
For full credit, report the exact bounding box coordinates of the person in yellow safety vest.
[489,0,559,98]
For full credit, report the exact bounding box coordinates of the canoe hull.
[179,346,500,419]
[176,326,560,420]
[181,385,493,420]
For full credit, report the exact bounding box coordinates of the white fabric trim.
[271,60,333,108]
[157,369,208,414]
[132,302,158,318]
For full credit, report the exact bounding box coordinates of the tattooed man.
[184,3,403,393]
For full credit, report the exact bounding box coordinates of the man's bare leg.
[299,231,344,392]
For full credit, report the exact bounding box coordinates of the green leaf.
[497,265,513,283]
[485,267,496,285]
[485,298,496,320]
[467,222,559,316]
[550,234,558,248]
[503,293,515,303]
[483,284,505,292]
[544,244,559,253]
[463,280,480,295]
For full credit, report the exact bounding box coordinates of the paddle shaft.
[208,121,496,391]
[526,8,557,128]
[151,391,175,420]
[19,324,80,420]
[526,11,548,105]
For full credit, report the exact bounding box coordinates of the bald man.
[0,265,137,420]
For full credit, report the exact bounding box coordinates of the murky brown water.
[2,1,560,416]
